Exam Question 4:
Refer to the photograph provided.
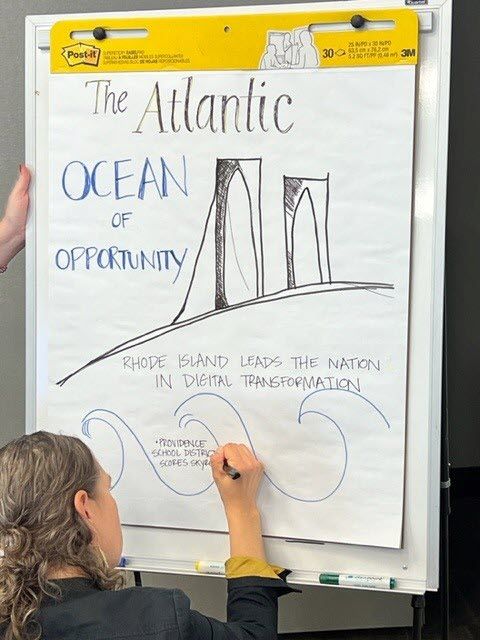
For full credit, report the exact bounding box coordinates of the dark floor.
[280,469,480,639]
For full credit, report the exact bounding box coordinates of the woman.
[0,432,294,640]
[0,165,30,272]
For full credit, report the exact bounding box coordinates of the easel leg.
[440,285,451,640]
[411,594,425,640]
[134,570,143,587]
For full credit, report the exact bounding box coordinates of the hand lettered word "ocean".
[61,156,187,201]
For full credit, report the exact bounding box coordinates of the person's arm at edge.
[172,445,298,640]
[211,444,266,560]
[0,165,31,269]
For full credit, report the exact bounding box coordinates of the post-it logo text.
[62,43,101,67]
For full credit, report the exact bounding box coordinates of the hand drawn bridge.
[58,157,393,386]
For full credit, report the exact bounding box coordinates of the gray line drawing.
[260,44,282,70]
[294,29,320,69]
[260,27,320,69]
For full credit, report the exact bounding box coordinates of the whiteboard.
[26,0,452,594]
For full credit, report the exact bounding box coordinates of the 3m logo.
[401,48,416,58]
[62,43,101,67]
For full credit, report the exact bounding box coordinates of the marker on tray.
[319,573,396,590]
[195,560,225,575]
[119,557,225,575]
[223,461,241,480]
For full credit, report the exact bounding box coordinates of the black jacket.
[1,575,295,640]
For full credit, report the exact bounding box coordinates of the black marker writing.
[134,76,294,135]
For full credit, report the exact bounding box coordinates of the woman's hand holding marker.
[210,444,264,513]
[210,444,266,560]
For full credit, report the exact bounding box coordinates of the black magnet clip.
[93,27,107,40]
[350,15,367,29]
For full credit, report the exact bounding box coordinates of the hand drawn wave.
[81,390,390,502]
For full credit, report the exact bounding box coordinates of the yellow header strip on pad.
[51,9,418,73]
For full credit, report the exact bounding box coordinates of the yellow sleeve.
[225,556,285,580]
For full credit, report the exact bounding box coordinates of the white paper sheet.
[47,66,415,548]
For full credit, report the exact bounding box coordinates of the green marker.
[320,573,396,590]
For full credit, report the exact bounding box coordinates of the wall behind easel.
[446,0,480,470]
[6,0,476,632]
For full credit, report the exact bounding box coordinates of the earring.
[96,545,108,567]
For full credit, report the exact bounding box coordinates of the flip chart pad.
[48,47,415,547]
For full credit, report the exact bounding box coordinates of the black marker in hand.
[223,461,241,480]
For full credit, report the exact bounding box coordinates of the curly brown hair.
[0,431,123,640]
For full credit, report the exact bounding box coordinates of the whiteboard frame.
[25,0,452,594]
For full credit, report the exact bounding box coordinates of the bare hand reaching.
[210,443,266,559]
[0,165,31,269]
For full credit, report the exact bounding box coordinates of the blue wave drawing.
[81,390,390,502]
